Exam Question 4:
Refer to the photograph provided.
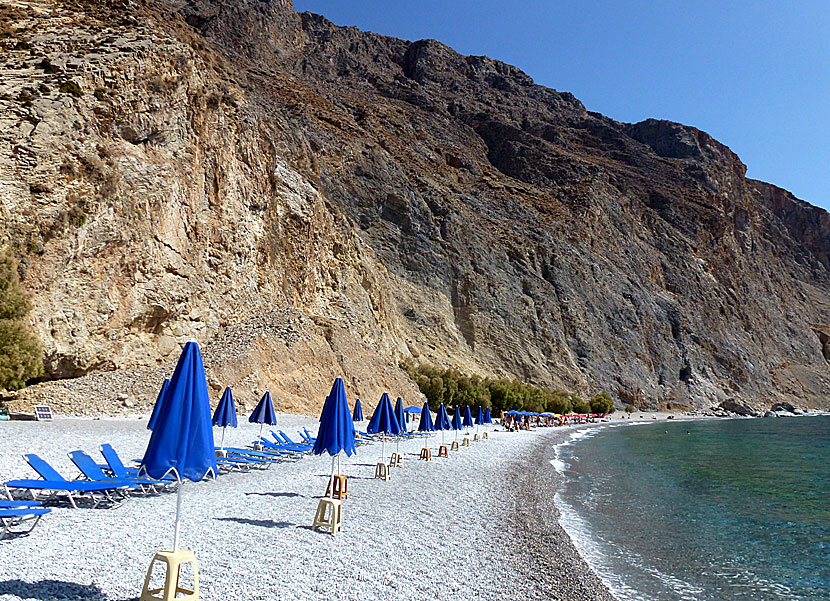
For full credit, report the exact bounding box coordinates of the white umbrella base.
[140,549,199,601]
[311,498,342,536]
[374,462,391,480]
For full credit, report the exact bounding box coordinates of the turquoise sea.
[553,415,830,601]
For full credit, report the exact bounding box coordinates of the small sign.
[34,405,53,421]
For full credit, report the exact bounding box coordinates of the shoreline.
[505,425,618,601]
[504,414,712,601]
[517,412,830,601]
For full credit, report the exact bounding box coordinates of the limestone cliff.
[1,0,828,414]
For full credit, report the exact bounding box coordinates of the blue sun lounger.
[221,447,297,463]
[277,430,312,448]
[219,452,270,470]
[68,451,172,494]
[300,427,318,444]
[0,500,51,540]
[272,431,312,452]
[4,454,132,508]
[255,437,307,455]
[99,444,178,482]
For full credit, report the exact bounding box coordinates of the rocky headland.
[1,0,828,415]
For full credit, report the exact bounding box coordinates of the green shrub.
[0,319,43,389]
[0,250,43,389]
[589,391,615,414]
[59,80,82,97]
[401,360,603,416]
[0,252,31,320]
[546,390,572,415]
[624,403,635,413]
[572,398,591,414]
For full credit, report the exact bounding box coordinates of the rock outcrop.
[1,0,828,414]
[717,399,761,417]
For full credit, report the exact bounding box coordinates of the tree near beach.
[589,392,615,414]
[0,249,43,390]
[402,360,618,415]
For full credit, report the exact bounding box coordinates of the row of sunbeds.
[1,425,425,540]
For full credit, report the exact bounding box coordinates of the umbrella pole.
[173,481,183,552]
[258,422,264,440]
[220,427,226,451]
[329,455,336,499]
[381,437,386,463]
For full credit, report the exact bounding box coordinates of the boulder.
[717,399,760,417]
[770,402,796,414]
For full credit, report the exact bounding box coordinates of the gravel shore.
[504,428,618,601]
[0,416,616,601]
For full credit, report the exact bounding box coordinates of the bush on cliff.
[0,250,43,389]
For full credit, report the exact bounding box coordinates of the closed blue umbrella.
[139,341,217,551]
[474,406,484,425]
[394,397,408,434]
[314,379,356,457]
[367,392,401,462]
[434,403,451,445]
[212,387,238,450]
[353,398,364,422]
[249,391,277,440]
[434,403,451,430]
[147,378,170,431]
[393,396,408,456]
[314,378,356,497]
[483,407,492,424]
[463,405,474,429]
[474,406,484,435]
[417,402,434,432]
[451,406,462,441]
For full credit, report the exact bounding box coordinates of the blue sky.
[293,1,829,213]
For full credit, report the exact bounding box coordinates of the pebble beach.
[0,416,617,601]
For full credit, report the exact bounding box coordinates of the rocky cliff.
[1,0,828,414]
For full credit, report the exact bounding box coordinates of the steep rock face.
[1,0,828,413]
[0,0,419,412]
